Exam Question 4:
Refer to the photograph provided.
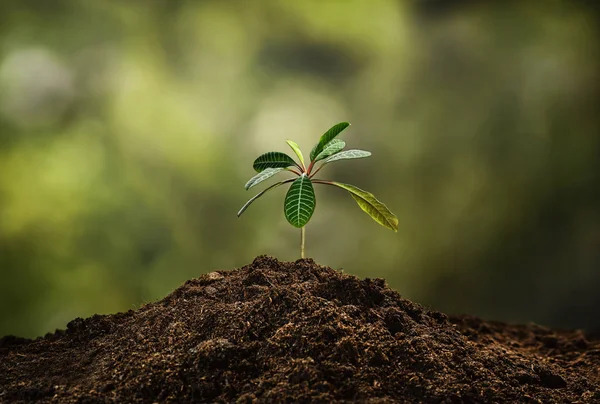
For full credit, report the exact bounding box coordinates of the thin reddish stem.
[309,164,325,178]
[306,160,315,176]
[286,168,303,176]
[311,179,334,185]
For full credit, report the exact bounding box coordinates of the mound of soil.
[1,256,599,403]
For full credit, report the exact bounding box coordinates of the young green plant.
[238,122,398,258]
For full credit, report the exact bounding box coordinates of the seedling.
[238,122,398,258]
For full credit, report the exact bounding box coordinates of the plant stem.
[311,179,333,185]
[286,168,303,176]
[301,226,306,258]
[309,163,325,178]
[306,160,315,176]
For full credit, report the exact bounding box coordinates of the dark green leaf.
[284,175,316,228]
[253,152,298,172]
[309,122,350,161]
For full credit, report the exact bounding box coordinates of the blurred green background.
[1,0,599,338]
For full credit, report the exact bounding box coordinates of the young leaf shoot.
[238,122,398,258]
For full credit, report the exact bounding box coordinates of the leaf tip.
[391,217,399,232]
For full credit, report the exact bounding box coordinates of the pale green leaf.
[244,168,285,190]
[286,140,305,168]
[284,175,316,228]
[323,149,371,164]
[314,139,345,162]
[310,122,350,161]
[253,152,298,172]
[326,182,398,231]
[237,179,294,217]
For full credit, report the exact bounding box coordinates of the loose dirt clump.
[1,256,599,403]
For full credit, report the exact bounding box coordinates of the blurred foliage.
[0,0,599,337]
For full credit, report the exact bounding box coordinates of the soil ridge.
[1,256,598,403]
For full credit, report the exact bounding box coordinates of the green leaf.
[238,179,294,217]
[310,122,350,161]
[286,140,305,168]
[327,182,398,232]
[314,139,345,162]
[244,167,285,190]
[323,149,371,164]
[253,152,298,172]
[284,175,316,228]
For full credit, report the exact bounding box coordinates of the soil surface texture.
[1,256,599,403]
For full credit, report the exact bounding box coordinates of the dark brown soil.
[1,256,599,403]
